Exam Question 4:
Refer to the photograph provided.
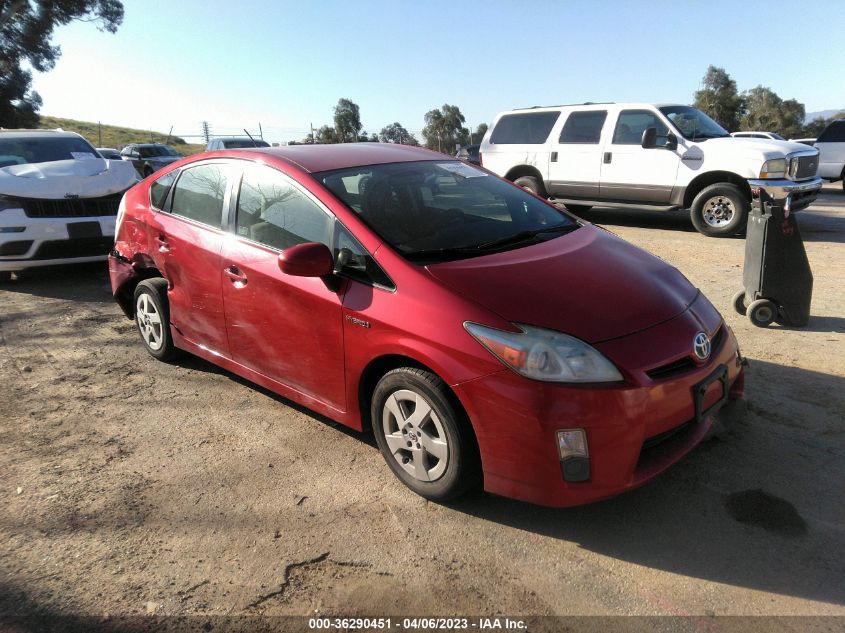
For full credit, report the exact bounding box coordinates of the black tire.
[133,278,177,361]
[690,183,749,237]
[371,367,480,501]
[0,271,12,283]
[747,298,777,328]
[731,290,747,316]
[564,204,593,213]
[513,175,546,198]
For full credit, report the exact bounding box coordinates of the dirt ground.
[1,184,843,631]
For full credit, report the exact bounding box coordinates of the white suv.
[479,103,822,237]
[0,130,139,280]
[813,119,845,190]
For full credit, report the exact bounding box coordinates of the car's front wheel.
[133,278,177,361]
[513,176,546,198]
[371,368,480,501]
[690,183,748,237]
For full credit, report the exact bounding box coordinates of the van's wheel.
[747,298,777,328]
[513,176,546,198]
[690,183,748,237]
[371,367,480,502]
[133,278,177,361]
[564,204,593,213]
[732,290,747,316]
[0,271,12,283]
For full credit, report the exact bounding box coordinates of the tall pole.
[98,121,102,147]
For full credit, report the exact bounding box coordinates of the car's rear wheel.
[690,183,748,237]
[371,368,480,501]
[133,278,177,361]
[513,176,546,198]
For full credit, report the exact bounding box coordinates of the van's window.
[150,170,178,210]
[559,111,607,144]
[170,163,230,228]
[490,112,560,144]
[317,160,578,264]
[612,110,669,145]
[817,121,845,143]
[236,163,332,251]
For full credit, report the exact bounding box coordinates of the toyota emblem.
[693,332,711,360]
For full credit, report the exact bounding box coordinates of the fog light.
[557,429,588,459]
[557,429,590,482]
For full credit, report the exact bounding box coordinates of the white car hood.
[0,158,139,199]
[705,137,816,158]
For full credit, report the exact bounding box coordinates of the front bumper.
[453,322,745,507]
[748,176,822,212]
[0,208,115,271]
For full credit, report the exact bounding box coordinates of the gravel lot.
[1,184,843,630]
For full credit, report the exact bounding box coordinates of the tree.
[693,66,744,132]
[333,98,362,142]
[470,123,488,144]
[316,125,336,144]
[378,122,418,145]
[741,86,805,139]
[802,117,829,137]
[422,104,469,153]
[1,0,124,127]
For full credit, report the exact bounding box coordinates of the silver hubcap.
[382,389,448,482]
[136,293,164,351]
[701,196,736,228]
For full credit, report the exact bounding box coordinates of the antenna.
[243,128,258,147]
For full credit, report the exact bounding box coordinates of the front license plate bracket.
[693,363,729,424]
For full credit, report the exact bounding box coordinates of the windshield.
[0,136,99,167]
[138,145,180,158]
[223,139,269,148]
[658,106,730,141]
[317,160,579,263]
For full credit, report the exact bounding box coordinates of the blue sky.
[31,0,845,144]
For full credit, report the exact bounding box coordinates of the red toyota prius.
[109,143,744,507]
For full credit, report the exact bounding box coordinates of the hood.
[0,158,139,198]
[427,226,698,343]
[703,136,816,159]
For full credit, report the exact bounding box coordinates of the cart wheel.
[747,299,777,328]
[731,290,747,316]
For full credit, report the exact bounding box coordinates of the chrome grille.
[788,154,819,180]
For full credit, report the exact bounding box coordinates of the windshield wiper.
[473,223,579,250]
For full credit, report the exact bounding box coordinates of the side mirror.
[278,242,334,277]
[641,127,657,149]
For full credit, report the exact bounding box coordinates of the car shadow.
[0,262,113,303]
[567,206,701,234]
[441,359,845,607]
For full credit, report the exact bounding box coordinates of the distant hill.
[38,116,207,155]
[805,108,845,123]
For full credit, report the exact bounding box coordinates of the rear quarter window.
[817,121,845,143]
[490,112,560,144]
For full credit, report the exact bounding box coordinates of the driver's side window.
[613,110,670,145]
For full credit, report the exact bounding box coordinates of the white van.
[813,119,845,189]
[479,103,822,237]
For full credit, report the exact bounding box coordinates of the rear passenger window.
[559,111,608,144]
[490,112,560,144]
[236,164,332,251]
[612,110,669,145]
[170,163,230,228]
[149,170,177,210]
[817,121,845,143]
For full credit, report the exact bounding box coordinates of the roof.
[0,129,84,139]
[229,143,452,173]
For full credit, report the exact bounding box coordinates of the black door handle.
[603,152,612,164]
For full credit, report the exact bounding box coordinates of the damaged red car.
[110,143,744,506]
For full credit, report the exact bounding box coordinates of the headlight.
[464,322,623,383]
[759,158,786,179]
